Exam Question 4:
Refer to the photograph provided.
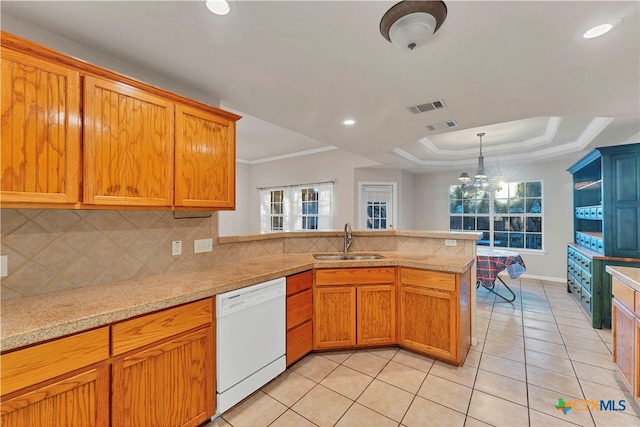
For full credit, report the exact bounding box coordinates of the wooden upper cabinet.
[83,76,174,206]
[175,104,236,209]
[1,48,81,205]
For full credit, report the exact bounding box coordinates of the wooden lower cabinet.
[399,267,471,365]
[314,267,396,350]
[0,327,110,427]
[286,271,313,366]
[111,327,214,427]
[111,298,215,426]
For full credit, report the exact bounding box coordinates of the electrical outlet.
[194,238,213,253]
[172,240,182,256]
[445,239,457,246]
[1,255,7,277]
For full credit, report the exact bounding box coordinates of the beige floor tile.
[523,327,564,344]
[522,310,556,323]
[523,318,559,332]
[524,337,569,359]
[488,318,524,335]
[590,406,640,426]
[492,304,522,315]
[571,360,618,388]
[554,315,592,327]
[319,350,354,364]
[222,391,287,427]
[478,352,526,382]
[596,328,613,344]
[356,379,414,422]
[377,360,427,393]
[521,304,553,315]
[482,339,525,363]
[291,385,353,427]
[463,416,494,426]
[559,324,602,341]
[204,417,232,427]
[320,365,373,400]
[526,365,584,397]
[527,384,593,427]
[563,335,611,354]
[485,329,525,346]
[565,346,615,369]
[477,309,493,319]
[528,409,584,426]
[270,410,317,427]
[579,379,640,417]
[262,370,316,406]
[490,312,523,325]
[402,396,466,427]
[474,369,527,406]
[364,346,399,359]
[525,349,575,376]
[429,360,478,388]
[467,390,529,427]
[391,348,435,373]
[463,349,482,368]
[290,353,339,382]
[335,403,398,427]
[342,350,390,377]
[417,374,472,414]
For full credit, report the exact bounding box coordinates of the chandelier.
[379,1,448,51]
[458,133,500,192]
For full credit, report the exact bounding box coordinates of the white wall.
[1,14,220,107]
[218,163,252,236]
[413,159,574,281]
[243,149,378,233]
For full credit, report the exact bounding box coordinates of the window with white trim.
[449,181,543,251]
[260,182,333,232]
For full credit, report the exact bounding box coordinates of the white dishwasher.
[215,277,286,418]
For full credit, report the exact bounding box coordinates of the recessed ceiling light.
[206,0,230,16]
[342,119,357,126]
[583,18,623,39]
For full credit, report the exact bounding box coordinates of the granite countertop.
[606,265,640,293]
[0,251,474,352]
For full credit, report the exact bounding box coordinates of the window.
[260,182,333,232]
[449,181,543,251]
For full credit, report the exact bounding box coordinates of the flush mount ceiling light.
[583,18,623,39]
[206,0,230,15]
[342,118,357,126]
[458,133,500,192]
[380,1,447,51]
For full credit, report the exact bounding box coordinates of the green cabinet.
[567,143,640,328]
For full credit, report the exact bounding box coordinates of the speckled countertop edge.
[606,265,640,293]
[1,252,474,352]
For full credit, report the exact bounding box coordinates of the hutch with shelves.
[567,143,640,328]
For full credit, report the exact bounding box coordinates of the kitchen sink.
[313,253,384,261]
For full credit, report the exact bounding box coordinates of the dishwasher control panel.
[217,277,286,318]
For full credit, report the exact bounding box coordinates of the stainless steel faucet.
[344,222,354,253]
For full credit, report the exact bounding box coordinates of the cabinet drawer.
[287,271,312,295]
[286,321,312,366]
[578,287,593,315]
[315,268,395,286]
[612,278,635,312]
[287,290,312,330]
[400,268,455,292]
[1,327,109,396]
[112,298,213,355]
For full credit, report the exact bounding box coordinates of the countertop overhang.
[0,251,474,352]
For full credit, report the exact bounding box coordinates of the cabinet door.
[357,285,396,346]
[175,104,235,209]
[314,286,356,349]
[613,297,635,393]
[0,366,109,427]
[1,48,81,205]
[111,326,215,427]
[399,285,457,363]
[83,75,174,206]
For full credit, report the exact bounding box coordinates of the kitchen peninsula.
[0,230,479,425]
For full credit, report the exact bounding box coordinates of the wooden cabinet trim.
[400,268,456,292]
[112,299,213,356]
[287,289,312,331]
[287,270,313,295]
[315,267,395,286]
[612,277,635,312]
[0,327,109,396]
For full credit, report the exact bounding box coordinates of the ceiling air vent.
[426,120,459,131]
[406,99,446,114]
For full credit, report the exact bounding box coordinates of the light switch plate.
[172,241,182,256]
[445,239,457,246]
[194,238,213,253]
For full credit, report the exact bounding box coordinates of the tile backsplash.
[0,209,218,300]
